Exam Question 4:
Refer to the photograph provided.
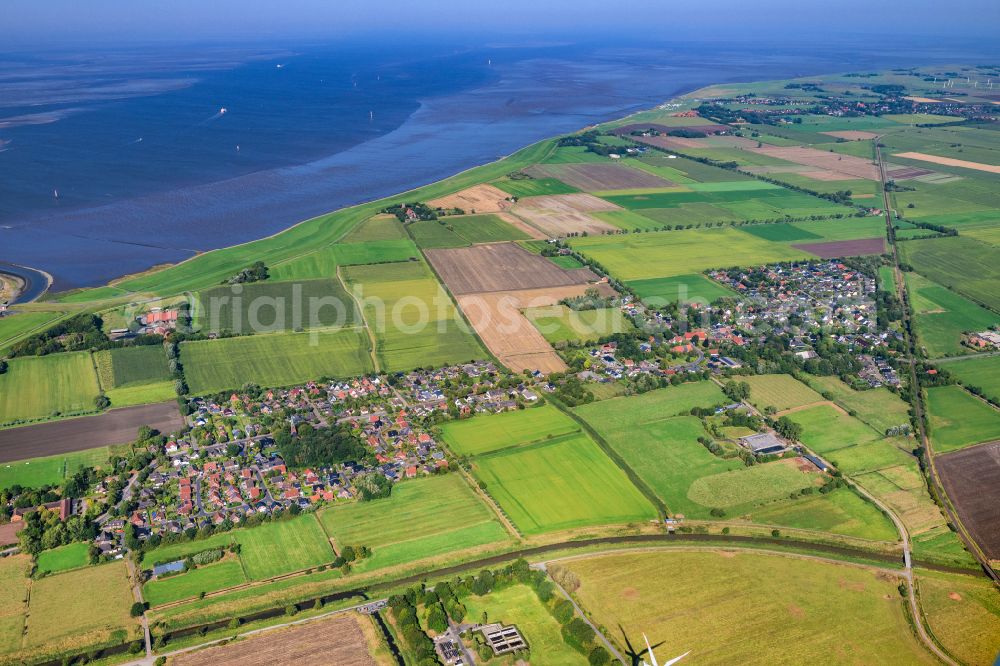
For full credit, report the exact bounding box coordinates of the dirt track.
[0,401,185,463]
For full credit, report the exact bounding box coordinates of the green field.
[461,585,582,663]
[598,186,850,221]
[925,385,1000,454]
[788,404,882,453]
[938,354,1000,404]
[563,551,935,665]
[0,555,28,655]
[900,236,1000,312]
[143,559,247,607]
[904,271,1000,357]
[35,542,90,575]
[472,433,656,534]
[439,405,579,457]
[878,265,898,293]
[803,375,911,435]
[524,305,634,344]
[626,273,734,305]
[342,261,485,372]
[749,485,899,541]
[917,569,1000,666]
[576,381,726,424]
[744,374,824,412]
[687,459,821,509]
[493,176,579,197]
[318,474,510,572]
[94,345,170,389]
[181,328,373,394]
[105,380,177,408]
[569,227,809,281]
[0,446,109,490]
[0,311,67,353]
[0,352,101,425]
[409,214,529,248]
[268,239,421,281]
[194,278,359,333]
[340,215,409,242]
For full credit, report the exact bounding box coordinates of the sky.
[6,0,1000,48]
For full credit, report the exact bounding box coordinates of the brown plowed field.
[457,285,611,374]
[428,183,512,213]
[511,193,620,237]
[497,212,547,239]
[425,242,598,295]
[885,165,935,180]
[821,130,880,141]
[525,163,674,191]
[792,237,886,259]
[0,401,184,463]
[936,441,1000,560]
[170,613,376,666]
[747,145,882,180]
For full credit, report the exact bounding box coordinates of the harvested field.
[821,130,880,141]
[0,401,184,463]
[511,193,620,237]
[892,151,1000,174]
[793,237,886,258]
[525,163,673,191]
[427,183,512,213]
[457,285,611,373]
[936,441,1000,560]
[497,212,547,239]
[425,242,597,295]
[884,165,935,180]
[171,613,377,666]
[748,145,881,180]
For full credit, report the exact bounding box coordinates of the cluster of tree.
[273,422,365,469]
[354,472,393,501]
[552,375,595,407]
[382,202,438,223]
[226,261,269,285]
[560,287,613,312]
[8,313,107,357]
[556,130,621,157]
[772,415,803,442]
[722,380,750,403]
[387,595,440,666]
[17,508,98,557]
[137,500,309,553]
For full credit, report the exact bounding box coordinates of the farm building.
[740,433,786,456]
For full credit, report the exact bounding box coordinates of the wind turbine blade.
[643,633,658,666]
[663,651,691,666]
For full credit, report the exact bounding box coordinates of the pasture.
[143,560,247,607]
[744,374,824,412]
[0,352,100,425]
[916,569,1000,666]
[904,271,999,358]
[438,405,579,457]
[938,354,1000,404]
[575,381,725,424]
[472,433,656,534]
[408,214,529,249]
[105,380,177,408]
[94,345,171,406]
[318,474,510,572]
[268,239,421,281]
[686,458,821,509]
[340,214,408,242]
[236,514,334,580]
[749,485,899,541]
[900,236,1000,312]
[926,385,1000,453]
[0,555,29,655]
[568,227,809,281]
[493,175,579,197]
[627,273,734,305]
[194,278,359,333]
[0,446,109,489]
[181,329,373,394]
[35,542,90,575]
[803,375,911,435]
[788,404,881,453]
[0,311,66,353]
[525,305,634,344]
[562,551,934,665]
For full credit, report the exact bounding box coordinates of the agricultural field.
[342,261,485,371]
[268,239,421,281]
[181,328,373,394]
[193,278,359,333]
[627,273,734,305]
[743,374,824,412]
[900,236,1000,312]
[340,214,409,242]
[561,551,935,665]
[461,584,582,664]
[425,242,596,295]
[0,352,101,425]
[439,405,579,457]
[493,175,579,197]
[802,375,911,435]
[525,162,675,191]
[105,380,177,408]
[568,227,809,281]
[19,561,136,661]
[408,214,529,249]
[524,305,634,344]
[904,271,1000,358]
[787,404,882,454]
[94,345,170,388]
[936,441,1000,561]
[35,542,90,575]
[748,485,898,541]
[0,311,67,352]
[0,446,109,489]
[143,560,247,607]
[925,385,1000,454]
[916,569,1000,666]
[938,354,1000,404]
[472,432,656,534]
[0,555,29,656]
[510,193,619,237]
[318,474,510,572]
[686,458,823,509]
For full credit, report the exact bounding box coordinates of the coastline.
[0,262,51,305]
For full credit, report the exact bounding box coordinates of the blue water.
[1,37,996,290]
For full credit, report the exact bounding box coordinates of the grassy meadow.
[439,405,579,457]
[925,385,1000,453]
[0,352,101,425]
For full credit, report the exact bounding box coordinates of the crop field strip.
[0,351,100,425]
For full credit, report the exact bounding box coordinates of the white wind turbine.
[642,633,690,666]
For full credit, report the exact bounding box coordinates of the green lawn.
[926,385,1000,454]
[744,374,824,412]
[626,273,735,305]
[938,354,1000,404]
[0,446,109,490]
[524,305,634,344]
[439,405,579,457]
[0,352,101,425]
[318,474,510,572]
[472,433,656,534]
[35,542,90,575]
[788,404,882,453]
[568,227,809,281]
[181,328,373,394]
[143,560,247,607]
